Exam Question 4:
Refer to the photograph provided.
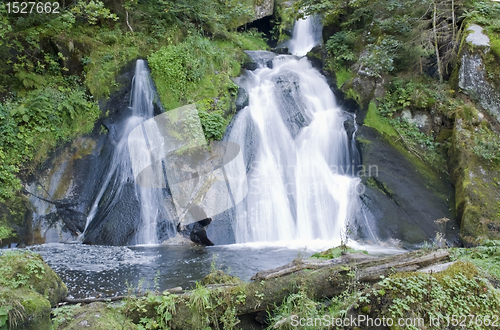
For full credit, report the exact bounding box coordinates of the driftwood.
[126,249,450,329]
[60,287,185,305]
[62,296,127,304]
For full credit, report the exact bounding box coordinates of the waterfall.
[226,20,362,244]
[82,60,173,245]
[287,16,322,56]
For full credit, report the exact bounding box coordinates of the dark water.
[23,241,403,299]
[26,243,312,298]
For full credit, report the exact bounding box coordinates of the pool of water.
[26,241,403,299]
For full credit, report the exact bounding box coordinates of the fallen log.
[127,249,450,329]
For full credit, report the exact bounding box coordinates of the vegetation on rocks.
[0,0,269,240]
[0,250,67,330]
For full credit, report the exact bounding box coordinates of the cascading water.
[287,16,322,57]
[226,18,364,244]
[82,60,174,245]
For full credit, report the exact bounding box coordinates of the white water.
[82,60,169,245]
[227,21,362,244]
[287,16,321,56]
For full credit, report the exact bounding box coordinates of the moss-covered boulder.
[53,302,136,330]
[0,250,67,306]
[449,120,500,240]
[458,27,500,123]
[356,125,459,247]
[0,287,52,330]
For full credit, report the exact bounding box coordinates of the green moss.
[0,250,67,306]
[55,302,136,330]
[449,123,500,239]
[200,270,242,286]
[0,223,16,242]
[310,246,368,260]
[364,101,397,137]
[335,67,354,89]
[0,287,51,330]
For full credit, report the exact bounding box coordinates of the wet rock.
[271,71,309,138]
[236,86,249,111]
[272,47,290,55]
[306,45,323,70]
[179,218,214,246]
[356,126,459,247]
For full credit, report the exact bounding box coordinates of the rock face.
[449,120,500,240]
[459,49,500,123]
[356,126,459,247]
[253,0,274,21]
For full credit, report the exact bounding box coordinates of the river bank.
[1,241,499,329]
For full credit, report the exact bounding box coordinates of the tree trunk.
[126,250,451,329]
[433,0,443,83]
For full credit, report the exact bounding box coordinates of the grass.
[364,101,397,137]
[335,67,354,89]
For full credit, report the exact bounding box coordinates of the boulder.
[356,126,459,247]
[0,287,51,330]
[0,250,67,306]
[54,302,136,330]
[448,120,500,240]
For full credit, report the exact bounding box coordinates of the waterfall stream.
[82,60,174,245]
[226,17,364,244]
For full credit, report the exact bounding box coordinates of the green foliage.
[71,0,119,25]
[198,109,227,141]
[389,118,445,169]
[271,2,295,43]
[377,79,439,117]
[148,32,260,141]
[360,37,400,77]
[0,251,46,290]
[267,290,322,330]
[472,127,500,164]
[189,282,213,327]
[362,261,500,330]
[364,101,398,137]
[0,224,15,241]
[334,67,354,89]
[51,304,81,329]
[326,31,357,70]
[0,305,10,329]
[135,292,177,330]
[451,240,500,280]
[0,76,100,201]
[310,246,368,260]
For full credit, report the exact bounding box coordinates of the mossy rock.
[0,287,51,330]
[54,302,136,330]
[310,246,368,260]
[200,270,242,285]
[449,122,500,240]
[0,250,67,306]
